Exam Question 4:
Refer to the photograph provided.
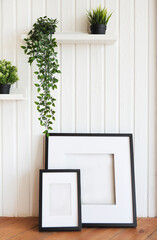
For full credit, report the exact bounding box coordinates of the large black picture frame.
[39,169,82,231]
[45,133,137,228]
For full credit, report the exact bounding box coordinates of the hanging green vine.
[21,16,61,136]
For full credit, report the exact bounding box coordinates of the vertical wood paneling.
[148,0,157,217]
[2,103,17,216]
[16,0,31,216]
[90,45,104,132]
[2,0,17,216]
[61,45,75,132]
[105,43,118,132]
[91,0,104,9]
[75,0,89,133]
[105,0,118,132]
[75,45,89,132]
[134,0,148,217]
[90,0,104,133]
[119,0,134,133]
[62,0,75,32]
[61,0,75,133]
[76,0,89,33]
[31,0,45,216]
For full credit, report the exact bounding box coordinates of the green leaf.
[43,130,48,134]
[46,132,49,137]
[46,102,51,105]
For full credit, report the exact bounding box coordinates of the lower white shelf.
[0,88,26,100]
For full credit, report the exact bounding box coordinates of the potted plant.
[87,6,112,34]
[0,59,19,94]
[21,16,61,136]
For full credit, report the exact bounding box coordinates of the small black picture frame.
[45,133,137,228]
[39,169,82,231]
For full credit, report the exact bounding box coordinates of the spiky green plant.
[87,6,112,25]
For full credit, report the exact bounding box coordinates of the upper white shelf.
[21,33,117,45]
[0,88,26,101]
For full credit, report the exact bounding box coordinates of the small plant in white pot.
[87,6,112,34]
[0,59,19,94]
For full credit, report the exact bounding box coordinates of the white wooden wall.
[0,0,156,217]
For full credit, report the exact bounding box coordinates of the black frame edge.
[45,135,48,169]
[47,133,133,137]
[82,223,137,228]
[39,169,43,231]
[77,169,82,230]
[39,169,82,232]
[129,134,137,227]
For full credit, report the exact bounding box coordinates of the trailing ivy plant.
[21,16,61,136]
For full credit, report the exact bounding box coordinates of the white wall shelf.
[0,88,26,100]
[21,33,117,45]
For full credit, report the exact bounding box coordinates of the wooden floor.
[0,218,156,240]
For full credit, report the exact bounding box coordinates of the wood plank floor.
[0,218,156,240]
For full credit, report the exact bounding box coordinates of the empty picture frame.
[39,169,82,231]
[45,133,137,227]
